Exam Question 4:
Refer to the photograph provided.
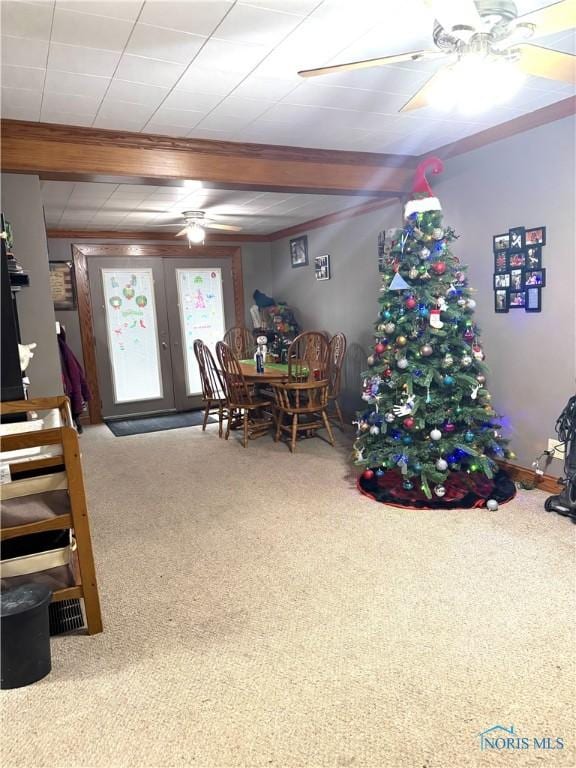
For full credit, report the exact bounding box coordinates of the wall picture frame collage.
[492,226,546,313]
[290,234,332,281]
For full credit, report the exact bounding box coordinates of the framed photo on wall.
[49,260,77,310]
[290,235,308,268]
[525,226,546,247]
[314,254,331,281]
[509,290,526,309]
[525,287,542,312]
[523,268,546,287]
[508,226,525,251]
[493,233,510,252]
[494,289,509,313]
[526,246,542,268]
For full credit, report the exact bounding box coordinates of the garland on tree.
[354,156,515,504]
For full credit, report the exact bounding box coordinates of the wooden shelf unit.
[1,396,102,634]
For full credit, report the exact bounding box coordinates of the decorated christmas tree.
[355,157,515,508]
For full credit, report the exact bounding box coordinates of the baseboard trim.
[498,460,562,494]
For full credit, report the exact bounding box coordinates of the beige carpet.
[1,423,575,768]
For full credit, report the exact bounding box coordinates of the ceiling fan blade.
[204,222,242,232]
[399,69,448,111]
[422,0,483,37]
[298,50,443,78]
[175,227,189,237]
[517,43,576,83]
[517,0,576,38]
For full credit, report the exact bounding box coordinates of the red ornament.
[403,417,415,430]
[463,328,475,342]
[383,368,392,378]
[432,261,446,275]
[362,469,375,480]
[374,342,386,355]
[405,296,417,310]
[444,422,456,433]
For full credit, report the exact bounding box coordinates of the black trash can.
[1,584,52,689]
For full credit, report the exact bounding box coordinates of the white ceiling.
[40,179,381,233]
[2,0,574,155]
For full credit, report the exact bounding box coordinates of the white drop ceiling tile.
[139,1,233,36]
[283,83,409,113]
[109,183,155,197]
[161,89,222,111]
[238,122,298,143]
[106,80,169,106]
[524,75,575,95]
[96,99,157,122]
[44,70,111,99]
[1,64,46,90]
[70,182,119,197]
[192,38,269,75]
[40,110,96,126]
[214,4,302,46]
[42,91,101,115]
[195,113,256,132]
[231,74,300,101]
[126,23,206,65]
[0,1,54,41]
[115,54,186,87]
[47,42,121,77]
[0,103,41,121]
[241,0,319,14]
[1,86,43,110]
[210,95,274,120]
[52,8,134,51]
[145,123,190,137]
[146,107,205,128]
[176,65,243,95]
[41,180,76,196]
[259,101,360,127]
[186,127,236,141]
[1,35,49,68]
[56,1,144,21]
[318,64,436,95]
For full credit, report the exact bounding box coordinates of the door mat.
[106,411,216,437]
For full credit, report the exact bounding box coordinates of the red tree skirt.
[357,468,516,509]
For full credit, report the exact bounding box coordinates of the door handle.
[161,341,168,349]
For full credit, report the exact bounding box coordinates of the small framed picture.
[494,289,509,313]
[510,268,523,291]
[314,253,331,281]
[494,251,508,273]
[508,251,526,268]
[523,268,546,287]
[526,246,542,268]
[494,273,510,289]
[493,233,510,252]
[49,260,77,310]
[508,226,525,251]
[525,226,546,247]
[525,287,542,312]
[290,235,308,268]
[509,290,526,308]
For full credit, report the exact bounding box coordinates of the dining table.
[239,359,291,384]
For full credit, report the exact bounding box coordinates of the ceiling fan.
[298,0,576,112]
[156,210,242,243]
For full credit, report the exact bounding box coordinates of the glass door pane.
[176,268,226,395]
[101,268,164,403]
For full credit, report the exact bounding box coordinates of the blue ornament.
[375,468,385,477]
[403,480,414,490]
[382,310,392,320]
[444,375,455,385]
[464,431,474,443]
[413,462,423,472]
[414,369,423,378]
[390,429,401,440]
[402,435,413,445]
[368,412,379,425]
[419,307,429,318]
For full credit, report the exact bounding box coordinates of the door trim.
[72,243,244,424]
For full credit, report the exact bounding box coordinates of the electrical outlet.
[547,438,566,458]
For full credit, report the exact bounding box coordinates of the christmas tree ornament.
[444,422,456,433]
[419,306,429,319]
[470,384,481,400]
[461,355,472,367]
[384,322,395,334]
[369,425,380,436]
[431,261,446,275]
[464,431,474,442]
[402,480,414,490]
[403,417,415,430]
[467,299,477,309]
[441,354,453,368]
[375,342,387,355]
[436,458,448,471]
[384,412,395,423]
[457,297,467,306]
[375,468,385,478]
[429,308,444,329]
[392,394,415,417]
[396,336,407,346]
[408,266,419,280]
[421,344,433,356]
[359,421,369,431]
[405,296,417,310]
[432,227,444,240]
[397,358,409,369]
[446,282,457,297]
[463,328,475,342]
[434,485,446,497]
[367,355,375,366]
[443,375,455,385]
[483,392,492,401]
[377,323,387,332]
[383,368,393,378]
[419,247,431,259]
[430,428,442,441]
[472,345,484,361]
[402,435,413,445]
[382,310,392,320]
[389,273,411,291]
[486,499,499,511]
[362,469,374,480]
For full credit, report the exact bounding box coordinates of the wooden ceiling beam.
[0,120,415,197]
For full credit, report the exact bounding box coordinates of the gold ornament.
[396,336,407,346]
[408,267,418,280]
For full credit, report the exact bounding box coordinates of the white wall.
[270,117,576,468]
[2,174,63,397]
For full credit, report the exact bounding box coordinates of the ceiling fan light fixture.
[186,220,205,244]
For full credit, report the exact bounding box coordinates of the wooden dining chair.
[216,341,273,448]
[223,326,255,361]
[272,332,334,452]
[327,332,347,430]
[193,339,227,437]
